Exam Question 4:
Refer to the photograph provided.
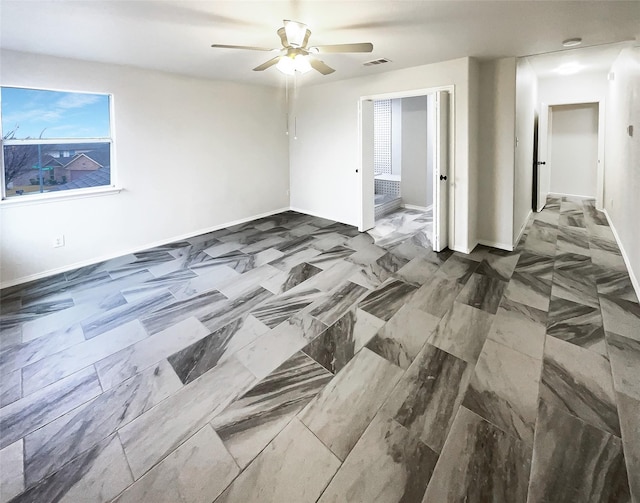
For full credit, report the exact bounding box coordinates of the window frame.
[0,86,119,204]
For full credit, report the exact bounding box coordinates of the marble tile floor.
[0,197,638,503]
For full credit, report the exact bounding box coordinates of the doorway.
[535,101,602,210]
[359,87,453,252]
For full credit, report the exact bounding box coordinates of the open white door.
[536,103,550,211]
[359,99,375,232]
[433,91,449,251]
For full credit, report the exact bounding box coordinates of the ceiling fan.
[211,19,373,75]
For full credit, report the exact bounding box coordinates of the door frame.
[357,85,456,247]
[537,98,605,210]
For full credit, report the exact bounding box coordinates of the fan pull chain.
[285,75,289,136]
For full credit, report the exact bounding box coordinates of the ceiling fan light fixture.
[276,56,296,75]
[294,55,312,74]
[284,20,308,48]
[562,38,582,47]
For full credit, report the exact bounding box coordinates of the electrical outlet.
[53,235,65,248]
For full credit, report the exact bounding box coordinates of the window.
[1,87,113,200]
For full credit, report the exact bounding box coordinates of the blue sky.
[1,87,110,139]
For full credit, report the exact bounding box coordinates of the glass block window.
[373,99,391,175]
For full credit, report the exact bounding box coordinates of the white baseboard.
[402,203,433,212]
[548,191,595,200]
[1,206,290,290]
[514,209,532,249]
[603,209,640,302]
[477,240,514,252]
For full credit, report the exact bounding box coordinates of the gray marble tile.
[514,251,554,279]
[120,270,197,303]
[406,272,464,318]
[0,440,24,503]
[251,247,285,267]
[439,255,479,283]
[212,351,332,468]
[0,369,21,407]
[366,304,440,369]
[269,246,323,272]
[95,316,210,390]
[528,400,630,503]
[308,281,367,326]
[524,221,558,257]
[453,244,491,263]
[617,392,640,502]
[113,425,238,503]
[0,297,75,330]
[557,225,591,256]
[381,342,471,453]
[317,414,438,503]
[215,264,281,298]
[456,273,508,314]
[215,418,340,503]
[422,406,531,503]
[235,314,328,379]
[430,302,495,364]
[23,360,181,487]
[119,356,255,479]
[168,265,239,300]
[591,248,628,272]
[540,335,620,436]
[594,268,639,303]
[258,262,322,295]
[198,286,273,334]
[80,290,174,339]
[0,325,22,351]
[599,295,640,343]
[312,232,349,251]
[0,366,102,449]
[606,331,640,401]
[488,297,547,360]
[476,251,520,282]
[302,308,385,374]
[504,272,552,312]
[583,199,609,226]
[358,278,418,322]
[9,434,133,503]
[546,296,606,355]
[192,250,255,274]
[250,287,323,329]
[300,260,361,292]
[306,246,356,270]
[559,209,586,228]
[22,319,149,395]
[0,325,85,377]
[167,316,269,385]
[299,348,404,460]
[463,339,540,445]
[394,256,440,286]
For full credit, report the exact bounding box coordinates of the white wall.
[549,103,599,197]
[0,50,289,287]
[513,58,537,243]
[400,96,429,207]
[477,58,517,249]
[604,45,640,295]
[289,57,476,253]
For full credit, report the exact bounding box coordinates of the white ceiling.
[1,1,639,86]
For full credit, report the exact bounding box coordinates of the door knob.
[537,161,546,165]
[440,175,447,181]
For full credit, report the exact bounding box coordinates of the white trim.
[514,209,532,248]
[603,209,640,302]
[1,185,122,207]
[402,203,433,212]
[0,206,290,289]
[477,240,514,252]
[548,191,596,200]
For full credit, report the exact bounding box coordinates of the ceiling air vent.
[363,58,391,67]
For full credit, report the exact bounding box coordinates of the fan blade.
[253,56,282,72]
[311,43,373,53]
[309,58,335,75]
[211,44,275,52]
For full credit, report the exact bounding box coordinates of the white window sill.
[1,186,123,207]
